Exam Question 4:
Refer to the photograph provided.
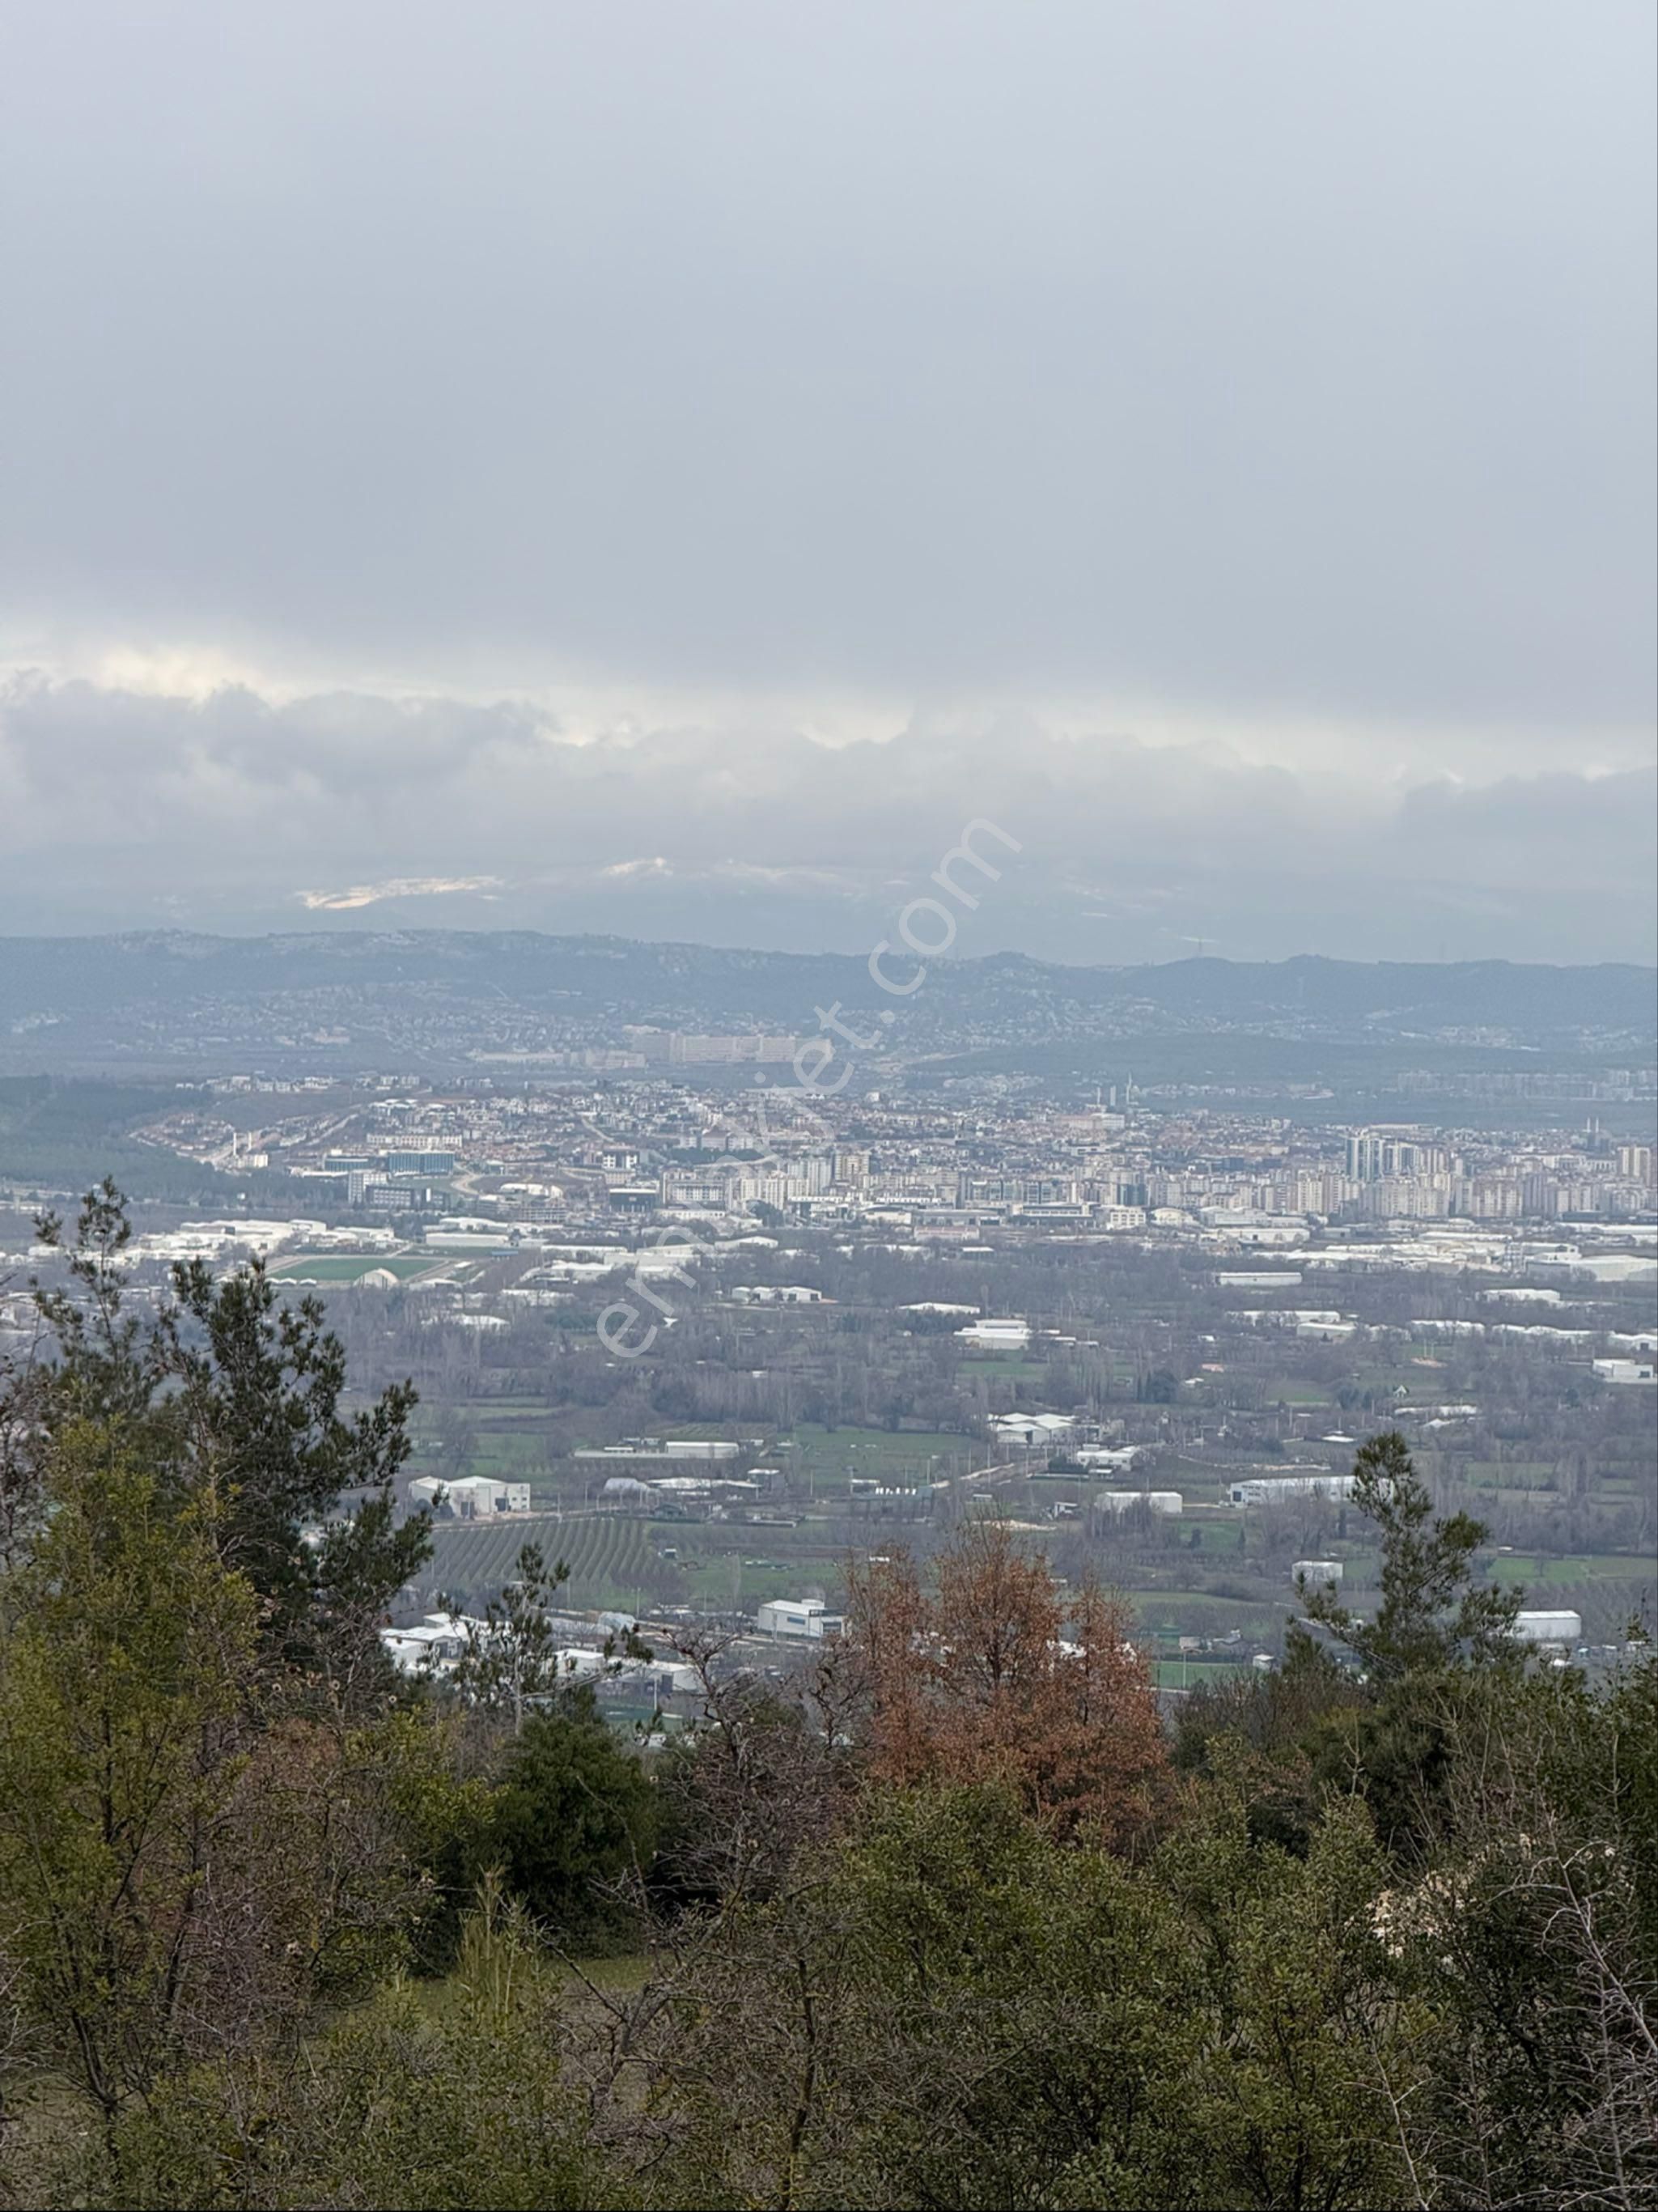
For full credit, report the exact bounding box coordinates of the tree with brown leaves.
[845,1519,1168,1848]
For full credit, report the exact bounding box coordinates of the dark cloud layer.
[1,677,1650,964]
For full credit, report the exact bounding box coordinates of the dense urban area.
[2,934,1653,1692]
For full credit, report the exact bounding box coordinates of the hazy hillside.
[1,931,1651,1074]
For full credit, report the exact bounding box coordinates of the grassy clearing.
[1125,1588,1286,1643]
[585,1419,755,1442]
[681,1554,842,1607]
[466,1432,551,1470]
[1488,1552,1647,1586]
[269,1251,439,1282]
[413,1951,653,2025]
[783,1424,972,1490]
[1463,1461,1558,1490]
[1177,1521,1259,1553]
[561,1951,653,1995]
[1151,1658,1257,1688]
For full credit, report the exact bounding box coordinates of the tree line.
[0,1187,1652,2209]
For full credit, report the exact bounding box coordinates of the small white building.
[757,1597,844,1640]
[575,1439,743,1463]
[407,1475,531,1518]
[450,1473,529,1515]
[380,1611,482,1674]
[957,1318,1031,1352]
[600,1475,655,1506]
[992,1412,1076,1446]
[1229,1474,1359,1508]
[1292,1560,1344,1589]
[1592,1358,1656,1386]
[559,1648,705,1698]
[1094,1489,1184,1517]
[1512,1609,1584,1645]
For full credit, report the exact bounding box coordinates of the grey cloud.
[0,675,1649,964]
[1,0,1652,737]
[1,1,1650,966]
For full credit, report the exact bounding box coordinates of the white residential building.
[575,1439,743,1463]
[992,1412,1076,1446]
[756,1597,844,1640]
[1592,1358,1656,1386]
[380,1611,480,1674]
[1512,1609,1584,1645]
[1228,1474,1360,1508]
[957,1318,1031,1352]
[407,1475,532,1517]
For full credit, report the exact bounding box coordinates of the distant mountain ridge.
[0,931,1652,1050]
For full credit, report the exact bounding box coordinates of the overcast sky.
[2,1,1652,962]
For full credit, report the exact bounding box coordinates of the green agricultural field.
[464,1431,551,1470]
[1487,1552,1648,1586]
[681,1553,844,1608]
[1151,1658,1257,1689]
[1124,1587,1286,1645]
[1332,1368,1408,1393]
[1255,1379,1335,1406]
[960,1356,1050,1382]
[782,1424,973,1492]
[406,1433,553,1481]
[1461,1462,1559,1491]
[268,1251,436,1282]
[562,1420,753,1446]
[1177,1520,1264,1554]
[426,1511,683,1615]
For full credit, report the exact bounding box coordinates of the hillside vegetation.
[0,1189,1652,2210]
